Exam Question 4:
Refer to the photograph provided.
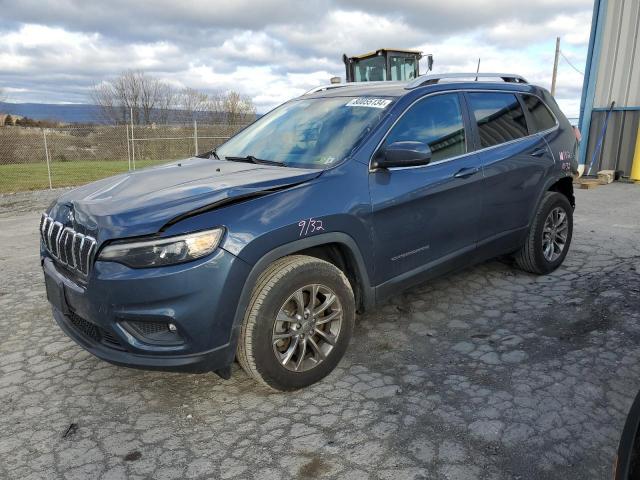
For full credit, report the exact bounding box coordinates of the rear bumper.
[42,247,250,373]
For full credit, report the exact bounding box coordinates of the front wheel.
[237,255,355,391]
[515,191,573,274]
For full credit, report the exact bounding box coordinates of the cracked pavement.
[1,183,639,480]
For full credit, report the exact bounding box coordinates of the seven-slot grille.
[40,213,97,276]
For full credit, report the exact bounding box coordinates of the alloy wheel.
[542,206,569,262]
[272,284,343,372]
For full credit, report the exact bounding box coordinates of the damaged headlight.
[98,228,224,268]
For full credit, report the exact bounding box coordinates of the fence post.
[130,107,136,170]
[126,124,132,171]
[194,119,198,156]
[43,129,52,189]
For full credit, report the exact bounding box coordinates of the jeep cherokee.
[40,73,578,391]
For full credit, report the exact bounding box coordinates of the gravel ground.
[1,184,639,480]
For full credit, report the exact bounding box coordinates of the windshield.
[216,96,392,168]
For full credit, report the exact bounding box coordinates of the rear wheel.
[515,191,573,274]
[237,255,355,391]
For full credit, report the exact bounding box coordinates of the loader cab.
[342,49,432,83]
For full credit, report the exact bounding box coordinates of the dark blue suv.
[40,73,578,390]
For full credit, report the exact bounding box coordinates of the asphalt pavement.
[1,183,639,479]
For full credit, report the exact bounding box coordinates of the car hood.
[49,157,322,242]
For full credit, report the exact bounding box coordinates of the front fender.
[160,159,374,360]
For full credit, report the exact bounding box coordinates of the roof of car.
[303,73,540,99]
[304,81,409,98]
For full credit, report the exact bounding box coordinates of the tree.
[92,70,176,125]
[91,71,256,126]
[222,91,256,125]
[14,116,59,127]
[175,88,221,124]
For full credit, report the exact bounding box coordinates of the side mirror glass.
[373,141,432,169]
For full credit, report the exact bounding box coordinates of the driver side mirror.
[372,141,432,169]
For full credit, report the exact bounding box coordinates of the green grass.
[0,159,164,193]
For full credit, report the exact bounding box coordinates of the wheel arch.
[228,233,374,356]
[293,242,369,313]
[529,174,575,228]
[548,176,575,208]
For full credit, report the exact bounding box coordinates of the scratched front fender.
[161,158,375,282]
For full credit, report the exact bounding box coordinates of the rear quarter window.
[467,92,528,149]
[522,94,557,132]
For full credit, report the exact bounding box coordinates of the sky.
[0,0,594,117]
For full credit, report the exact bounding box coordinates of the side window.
[467,92,528,148]
[522,94,557,132]
[384,93,466,162]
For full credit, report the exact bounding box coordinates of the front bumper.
[42,247,251,373]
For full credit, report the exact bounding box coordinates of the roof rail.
[302,80,403,96]
[302,84,352,95]
[406,73,528,89]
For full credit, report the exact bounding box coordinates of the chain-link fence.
[0,122,247,193]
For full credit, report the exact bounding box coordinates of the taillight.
[573,126,582,142]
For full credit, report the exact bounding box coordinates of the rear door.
[369,92,484,286]
[466,91,555,244]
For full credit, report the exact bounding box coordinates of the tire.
[515,191,573,274]
[237,255,355,391]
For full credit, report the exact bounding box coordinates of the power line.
[559,50,585,76]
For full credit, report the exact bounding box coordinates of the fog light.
[119,320,184,346]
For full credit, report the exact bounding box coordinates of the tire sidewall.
[533,193,573,273]
[250,261,355,390]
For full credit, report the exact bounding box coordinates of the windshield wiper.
[196,149,220,160]
[224,155,284,166]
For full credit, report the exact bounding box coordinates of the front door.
[369,92,483,287]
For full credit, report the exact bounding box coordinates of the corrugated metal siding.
[593,0,640,108]
[584,110,639,173]
[583,0,640,176]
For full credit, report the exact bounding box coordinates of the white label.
[345,97,392,109]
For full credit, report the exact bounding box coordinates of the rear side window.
[522,94,557,132]
[384,93,466,162]
[467,92,528,148]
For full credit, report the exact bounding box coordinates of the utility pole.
[551,36,560,97]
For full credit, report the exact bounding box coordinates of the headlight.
[98,228,224,268]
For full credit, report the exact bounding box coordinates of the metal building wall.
[593,0,640,108]
[581,0,640,176]
[586,110,640,172]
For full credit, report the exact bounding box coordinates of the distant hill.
[0,102,102,124]
[0,102,255,125]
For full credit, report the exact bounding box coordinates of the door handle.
[453,166,480,178]
[531,147,548,157]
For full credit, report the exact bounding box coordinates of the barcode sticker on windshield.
[345,98,392,109]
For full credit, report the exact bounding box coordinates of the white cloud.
[269,10,424,59]
[0,1,593,115]
[485,11,593,47]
